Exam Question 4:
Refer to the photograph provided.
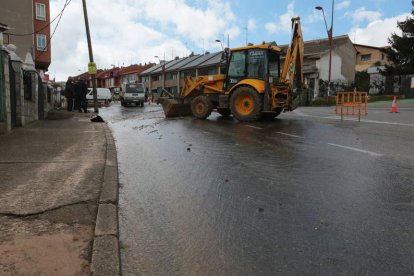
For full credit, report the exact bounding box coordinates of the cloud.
[138,0,237,48]
[265,22,277,34]
[336,0,351,11]
[48,0,240,81]
[265,2,297,35]
[248,19,257,31]
[345,7,382,24]
[306,10,323,24]
[349,13,410,46]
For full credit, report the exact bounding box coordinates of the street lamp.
[315,0,334,97]
[215,39,224,51]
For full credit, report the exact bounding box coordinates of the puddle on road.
[102,105,414,275]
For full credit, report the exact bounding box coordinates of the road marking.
[324,116,414,127]
[245,125,262,130]
[276,131,302,138]
[327,143,383,157]
[293,113,414,127]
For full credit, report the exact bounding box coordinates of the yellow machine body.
[160,17,304,121]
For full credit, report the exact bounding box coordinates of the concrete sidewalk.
[0,110,120,275]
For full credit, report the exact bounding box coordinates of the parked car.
[120,83,145,107]
[86,88,112,104]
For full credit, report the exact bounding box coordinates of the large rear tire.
[191,95,213,119]
[230,86,263,122]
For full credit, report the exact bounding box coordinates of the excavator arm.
[280,17,304,87]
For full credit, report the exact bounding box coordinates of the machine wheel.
[230,86,263,122]
[191,95,213,119]
[217,108,231,116]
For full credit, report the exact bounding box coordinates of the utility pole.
[81,0,98,113]
[315,0,334,98]
[328,0,334,98]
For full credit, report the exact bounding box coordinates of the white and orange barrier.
[335,92,368,121]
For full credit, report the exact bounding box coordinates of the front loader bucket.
[159,97,192,118]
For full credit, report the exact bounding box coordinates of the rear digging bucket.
[159,97,192,118]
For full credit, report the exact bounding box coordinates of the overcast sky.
[48,0,412,81]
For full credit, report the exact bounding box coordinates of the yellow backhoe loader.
[159,17,304,122]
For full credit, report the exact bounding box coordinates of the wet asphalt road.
[100,103,414,276]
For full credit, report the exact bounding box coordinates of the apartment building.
[354,44,390,72]
[1,0,51,72]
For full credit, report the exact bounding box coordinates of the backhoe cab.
[160,17,304,121]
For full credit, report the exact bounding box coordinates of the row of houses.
[72,63,154,92]
[75,35,400,99]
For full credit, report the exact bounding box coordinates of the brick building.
[354,44,391,72]
[0,0,51,74]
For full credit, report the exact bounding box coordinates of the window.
[361,54,371,61]
[198,68,218,76]
[165,73,177,80]
[247,49,266,80]
[151,75,161,82]
[183,70,196,77]
[23,71,33,101]
[268,51,280,80]
[128,74,137,82]
[36,34,47,51]
[228,51,246,77]
[36,3,46,20]
[381,53,385,60]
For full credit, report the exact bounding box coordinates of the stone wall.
[0,45,42,134]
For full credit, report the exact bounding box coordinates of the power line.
[8,0,72,37]
[35,0,71,63]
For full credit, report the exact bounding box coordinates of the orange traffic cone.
[390,96,399,113]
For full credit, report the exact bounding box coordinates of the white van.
[86,88,112,103]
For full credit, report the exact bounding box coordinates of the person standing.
[75,78,89,113]
[64,77,75,111]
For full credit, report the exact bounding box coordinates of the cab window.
[247,49,266,80]
[268,51,280,80]
[228,51,246,77]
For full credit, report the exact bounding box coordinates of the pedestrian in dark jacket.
[64,77,75,111]
[75,78,89,113]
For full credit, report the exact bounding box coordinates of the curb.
[90,123,121,275]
